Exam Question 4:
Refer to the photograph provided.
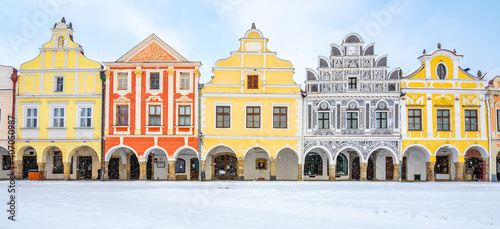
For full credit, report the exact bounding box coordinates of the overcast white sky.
[1,0,499,84]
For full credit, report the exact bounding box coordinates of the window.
[246,106,260,128]
[273,107,287,129]
[216,106,230,128]
[436,109,450,131]
[25,107,38,128]
[178,105,191,126]
[336,153,348,176]
[247,75,258,89]
[175,158,185,173]
[375,112,387,129]
[437,63,446,79]
[52,107,65,127]
[408,109,422,131]
[55,76,64,92]
[435,156,449,174]
[150,73,159,89]
[318,112,329,129]
[58,36,64,47]
[2,155,11,170]
[149,105,161,126]
[465,109,478,131]
[53,151,64,174]
[255,158,267,170]
[347,112,358,129]
[348,77,357,90]
[180,73,190,90]
[116,105,128,126]
[304,153,322,175]
[497,110,500,131]
[79,107,92,127]
[118,73,128,90]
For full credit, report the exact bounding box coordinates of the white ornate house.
[303,33,401,181]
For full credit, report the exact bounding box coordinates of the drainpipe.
[10,68,18,179]
[100,70,106,181]
[486,93,493,182]
[198,83,204,181]
[399,91,406,182]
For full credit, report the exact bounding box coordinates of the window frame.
[117,73,128,90]
[437,63,447,79]
[408,109,422,131]
[2,155,11,170]
[272,106,288,129]
[435,155,449,174]
[255,158,267,170]
[348,77,357,90]
[304,153,323,176]
[436,109,450,131]
[175,158,186,173]
[180,73,190,90]
[52,151,64,174]
[54,75,64,92]
[51,106,66,128]
[24,106,39,128]
[346,111,359,129]
[375,111,388,129]
[216,106,231,128]
[116,105,129,126]
[148,105,161,126]
[318,111,330,129]
[246,106,261,128]
[497,110,500,132]
[247,75,259,89]
[464,109,478,131]
[178,105,191,126]
[77,106,93,128]
[336,153,348,176]
[149,72,160,90]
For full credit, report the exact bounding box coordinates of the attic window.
[437,63,447,79]
[58,36,64,47]
[247,75,258,89]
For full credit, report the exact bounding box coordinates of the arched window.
[336,153,348,176]
[58,36,64,47]
[437,63,446,79]
[175,158,185,173]
[247,74,258,89]
[304,152,323,175]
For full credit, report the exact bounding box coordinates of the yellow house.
[14,18,103,180]
[401,46,489,181]
[201,23,302,180]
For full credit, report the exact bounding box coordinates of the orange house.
[103,34,201,180]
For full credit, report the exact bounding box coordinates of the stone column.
[37,162,46,180]
[298,164,302,181]
[139,161,147,180]
[126,160,131,179]
[14,160,22,179]
[270,159,276,181]
[455,162,464,181]
[238,158,244,181]
[103,161,109,180]
[393,164,400,181]
[360,162,368,181]
[63,162,71,180]
[329,164,336,181]
[168,160,176,181]
[484,159,490,181]
[426,162,435,181]
[201,160,206,181]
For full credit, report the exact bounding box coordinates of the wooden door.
[214,155,237,180]
[190,158,199,180]
[386,157,394,180]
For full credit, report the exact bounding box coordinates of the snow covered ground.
[0,181,499,229]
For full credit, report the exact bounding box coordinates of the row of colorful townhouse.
[1,18,499,182]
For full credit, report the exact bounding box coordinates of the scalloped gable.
[117,34,187,62]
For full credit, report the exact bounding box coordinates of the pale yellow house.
[201,24,302,180]
[401,46,489,181]
[14,18,103,180]
[0,65,16,179]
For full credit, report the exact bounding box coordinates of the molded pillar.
[139,161,147,180]
[37,162,46,180]
[201,160,206,181]
[455,162,464,181]
[14,160,22,179]
[360,162,368,181]
[426,162,435,181]
[168,160,176,181]
[103,161,109,180]
[270,159,276,181]
[63,162,71,180]
[238,158,244,181]
[329,164,336,181]
[393,164,400,181]
[298,164,302,181]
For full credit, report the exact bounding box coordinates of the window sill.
[112,125,132,128]
[47,127,67,129]
[174,125,194,128]
[20,127,39,130]
[74,127,94,129]
[145,125,164,128]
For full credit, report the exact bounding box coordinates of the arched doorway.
[175,148,198,180]
[213,155,237,180]
[367,149,397,181]
[129,154,139,180]
[68,146,100,180]
[244,147,270,181]
[464,148,486,181]
[402,145,430,181]
[276,148,299,181]
[435,146,459,181]
[335,153,348,179]
[106,147,139,180]
[303,148,330,180]
[22,147,38,179]
[351,156,360,180]
[145,148,168,180]
[42,146,64,179]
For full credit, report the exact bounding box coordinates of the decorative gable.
[129,42,177,61]
[116,33,188,62]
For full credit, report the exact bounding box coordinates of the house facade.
[201,24,302,181]
[486,75,500,182]
[0,65,16,179]
[103,34,201,180]
[401,46,489,181]
[304,33,401,181]
[14,18,103,180]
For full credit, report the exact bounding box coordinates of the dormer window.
[58,36,64,47]
[247,75,258,89]
[437,63,447,79]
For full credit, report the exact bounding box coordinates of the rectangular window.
[216,106,230,128]
[347,112,358,129]
[273,107,287,129]
[497,110,500,132]
[246,106,260,128]
[247,75,258,89]
[79,107,92,127]
[408,109,421,131]
[53,151,64,174]
[436,109,450,131]
[180,73,190,90]
[465,109,478,131]
[55,76,64,92]
[2,155,11,170]
[318,112,329,129]
[25,107,38,128]
[178,105,191,126]
[150,73,159,90]
[149,105,161,126]
[375,112,387,129]
[348,77,357,90]
[116,105,128,126]
[118,73,128,90]
[435,156,449,174]
[52,107,65,127]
